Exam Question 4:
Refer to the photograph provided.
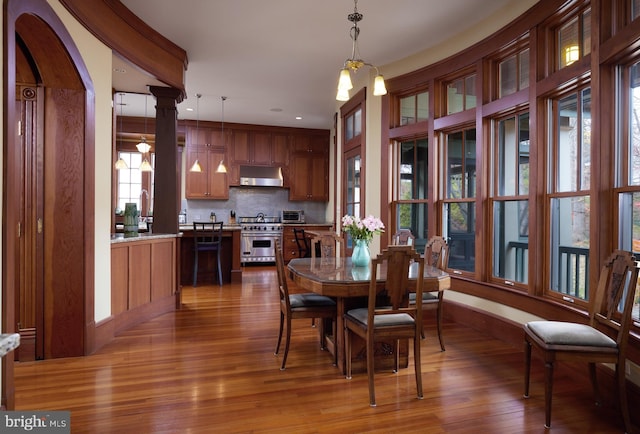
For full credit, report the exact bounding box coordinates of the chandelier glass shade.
[336,0,387,101]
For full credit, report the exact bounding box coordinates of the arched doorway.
[4,0,95,380]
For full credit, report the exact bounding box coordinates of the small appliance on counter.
[282,210,305,224]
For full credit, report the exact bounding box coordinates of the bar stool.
[193,221,224,286]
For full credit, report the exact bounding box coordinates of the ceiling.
[113,0,529,130]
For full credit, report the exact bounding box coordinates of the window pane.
[582,9,591,58]
[499,54,517,98]
[618,192,640,322]
[581,88,592,189]
[498,116,518,196]
[417,91,429,122]
[629,62,640,185]
[396,202,429,253]
[493,200,529,283]
[465,75,477,110]
[634,0,640,21]
[557,93,579,192]
[519,49,530,91]
[400,139,429,200]
[549,196,590,299]
[400,95,416,125]
[446,130,476,198]
[444,202,476,272]
[345,114,353,140]
[354,108,362,137]
[559,17,579,68]
[519,114,530,195]
[447,78,464,115]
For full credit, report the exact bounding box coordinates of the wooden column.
[149,86,183,234]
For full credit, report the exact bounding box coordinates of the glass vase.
[351,239,371,267]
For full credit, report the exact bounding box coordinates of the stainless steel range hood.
[239,165,284,187]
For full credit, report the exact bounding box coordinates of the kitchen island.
[108,233,180,346]
[178,224,242,286]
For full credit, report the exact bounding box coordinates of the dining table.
[287,256,451,374]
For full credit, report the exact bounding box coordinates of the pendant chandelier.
[336,0,387,101]
[189,94,203,173]
[114,92,128,170]
[215,96,228,174]
[138,94,153,172]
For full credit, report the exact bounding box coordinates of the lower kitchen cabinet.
[282,224,333,263]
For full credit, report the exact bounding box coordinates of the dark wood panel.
[151,240,175,301]
[128,244,151,309]
[110,246,129,315]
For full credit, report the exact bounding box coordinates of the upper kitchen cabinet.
[230,130,288,166]
[185,126,229,199]
[289,133,329,201]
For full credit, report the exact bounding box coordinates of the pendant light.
[138,94,153,172]
[336,0,387,101]
[190,94,203,172]
[215,96,228,174]
[114,92,129,170]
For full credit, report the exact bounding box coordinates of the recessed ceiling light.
[113,68,126,74]
[186,107,194,112]
[295,116,303,120]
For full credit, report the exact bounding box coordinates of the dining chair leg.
[414,334,423,399]
[318,319,326,350]
[544,361,554,429]
[280,316,292,370]
[274,312,284,356]
[617,361,632,433]
[345,328,352,380]
[523,340,531,398]
[588,362,601,404]
[367,337,376,407]
[216,250,223,286]
[436,292,445,351]
[192,252,199,287]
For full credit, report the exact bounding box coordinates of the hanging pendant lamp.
[190,94,203,173]
[215,96,228,174]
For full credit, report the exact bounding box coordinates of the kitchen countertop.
[111,233,181,243]
[179,224,241,231]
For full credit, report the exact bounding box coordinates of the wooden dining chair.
[344,245,425,406]
[293,228,310,258]
[310,232,344,259]
[391,229,415,247]
[274,240,337,370]
[394,233,448,349]
[192,221,224,286]
[523,250,640,432]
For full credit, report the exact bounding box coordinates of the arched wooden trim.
[4,0,97,406]
[59,0,187,96]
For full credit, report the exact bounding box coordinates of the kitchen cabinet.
[282,224,333,263]
[289,150,328,201]
[185,125,229,199]
[231,130,288,166]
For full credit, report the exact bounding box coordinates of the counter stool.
[193,221,224,286]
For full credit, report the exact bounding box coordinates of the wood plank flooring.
[14,266,625,433]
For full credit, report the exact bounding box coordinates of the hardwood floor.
[14,266,625,433]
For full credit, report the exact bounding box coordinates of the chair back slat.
[590,250,640,347]
[311,233,344,258]
[425,236,449,269]
[193,222,223,248]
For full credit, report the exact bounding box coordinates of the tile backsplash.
[183,186,329,224]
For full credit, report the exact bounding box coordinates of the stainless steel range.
[239,213,283,264]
